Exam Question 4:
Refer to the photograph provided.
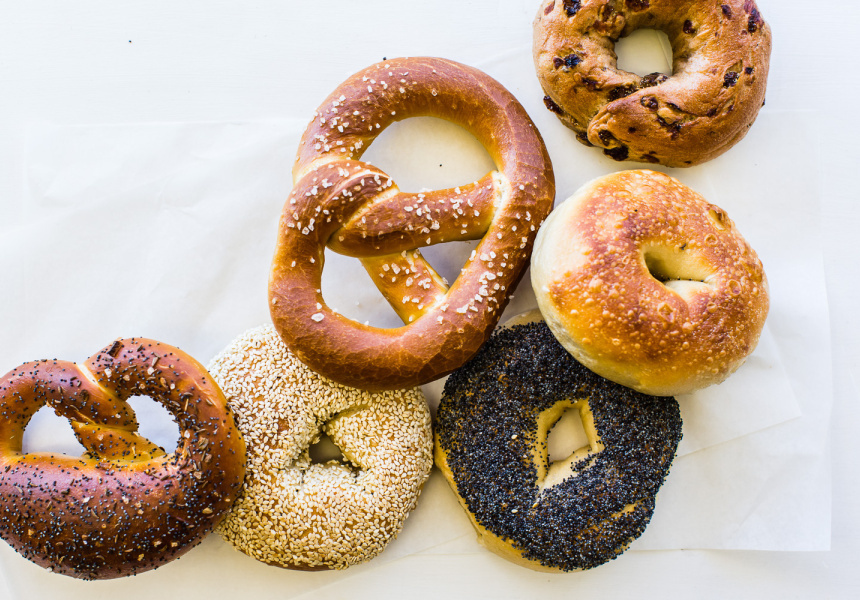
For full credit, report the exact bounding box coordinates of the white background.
[0,1,858,598]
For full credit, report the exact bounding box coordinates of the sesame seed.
[208,326,433,570]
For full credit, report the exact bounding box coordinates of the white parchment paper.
[0,50,830,598]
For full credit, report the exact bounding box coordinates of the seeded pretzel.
[534,0,771,166]
[0,339,246,579]
[269,57,555,390]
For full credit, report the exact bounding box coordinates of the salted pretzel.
[0,338,246,579]
[269,57,555,390]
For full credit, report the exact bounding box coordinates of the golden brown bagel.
[269,57,555,391]
[0,338,245,579]
[534,0,772,166]
[531,170,768,396]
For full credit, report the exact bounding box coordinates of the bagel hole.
[614,28,673,77]
[547,407,591,464]
[643,246,710,284]
[643,246,713,301]
[309,432,354,468]
[360,117,495,193]
[21,406,86,456]
[644,250,681,284]
[126,395,179,453]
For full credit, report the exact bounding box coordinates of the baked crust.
[210,326,433,570]
[0,339,246,579]
[531,169,768,396]
[269,57,555,390]
[534,0,772,166]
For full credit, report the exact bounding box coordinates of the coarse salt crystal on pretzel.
[269,57,555,391]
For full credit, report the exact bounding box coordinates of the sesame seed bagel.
[435,321,682,572]
[532,170,768,396]
[208,326,433,570]
[534,0,772,166]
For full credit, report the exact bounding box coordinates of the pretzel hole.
[320,249,405,328]
[321,240,480,328]
[360,117,494,192]
[420,239,481,292]
[615,28,673,77]
[126,395,179,453]
[21,406,85,456]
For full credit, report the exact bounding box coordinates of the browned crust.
[270,57,555,390]
[0,339,246,579]
[534,0,772,167]
[532,170,769,396]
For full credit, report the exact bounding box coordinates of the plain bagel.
[531,170,768,396]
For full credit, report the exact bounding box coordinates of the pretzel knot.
[0,339,245,580]
[269,57,555,391]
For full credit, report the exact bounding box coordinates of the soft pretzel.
[209,326,433,570]
[269,57,555,391]
[534,0,772,166]
[0,338,246,579]
[435,321,682,572]
[531,170,769,396]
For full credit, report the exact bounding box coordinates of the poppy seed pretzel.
[0,338,246,579]
[270,57,555,391]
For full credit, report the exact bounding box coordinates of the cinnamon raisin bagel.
[534,0,772,166]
